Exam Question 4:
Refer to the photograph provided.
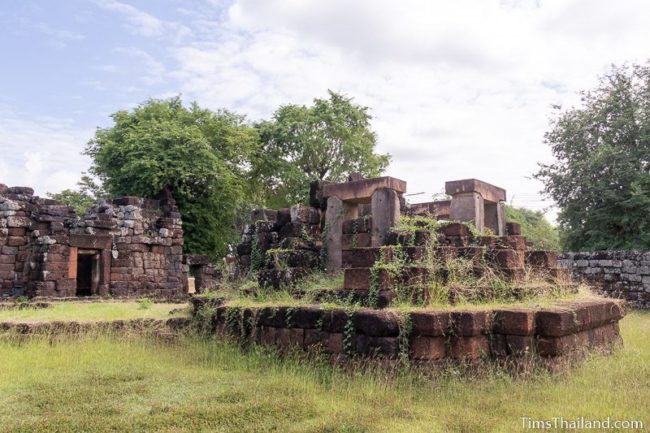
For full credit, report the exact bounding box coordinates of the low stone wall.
[190,298,625,370]
[559,251,650,309]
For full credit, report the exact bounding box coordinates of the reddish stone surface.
[342,248,382,269]
[440,223,470,237]
[526,251,558,268]
[341,233,372,249]
[449,335,490,360]
[451,311,489,336]
[410,311,451,336]
[409,336,446,360]
[327,333,344,354]
[353,309,400,336]
[489,249,525,268]
[445,179,506,203]
[343,268,393,290]
[492,309,535,336]
[354,335,398,356]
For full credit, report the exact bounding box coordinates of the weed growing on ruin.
[397,312,412,364]
[250,236,263,272]
[343,311,356,356]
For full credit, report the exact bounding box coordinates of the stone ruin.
[0,183,202,299]
[235,175,568,299]
[216,175,626,368]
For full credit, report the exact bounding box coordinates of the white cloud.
[114,46,167,84]
[96,0,192,41]
[166,0,650,220]
[97,0,165,37]
[0,109,92,196]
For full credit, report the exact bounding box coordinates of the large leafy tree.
[85,97,259,258]
[252,91,391,207]
[536,63,650,251]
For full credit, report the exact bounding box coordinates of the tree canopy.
[47,175,106,215]
[252,91,391,207]
[536,63,650,251]
[85,97,259,258]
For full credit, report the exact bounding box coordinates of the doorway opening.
[76,250,100,296]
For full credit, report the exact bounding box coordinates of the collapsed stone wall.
[0,183,187,299]
[559,251,650,309]
[191,298,625,370]
[236,205,323,288]
[185,254,221,293]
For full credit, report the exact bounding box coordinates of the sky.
[1,0,650,219]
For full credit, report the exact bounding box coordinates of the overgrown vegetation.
[0,312,648,432]
[505,205,559,251]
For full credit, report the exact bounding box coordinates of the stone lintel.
[68,234,113,250]
[445,179,506,203]
[322,176,407,204]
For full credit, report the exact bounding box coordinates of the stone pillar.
[370,188,400,247]
[496,201,506,236]
[325,197,358,272]
[449,192,484,232]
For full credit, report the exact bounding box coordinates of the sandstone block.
[492,309,535,336]
[409,336,446,360]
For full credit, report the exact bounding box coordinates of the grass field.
[0,301,188,323]
[0,311,648,432]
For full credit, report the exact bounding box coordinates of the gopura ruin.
[0,183,215,299]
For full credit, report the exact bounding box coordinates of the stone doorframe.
[322,176,407,272]
[67,234,113,296]
[445,179,506,235]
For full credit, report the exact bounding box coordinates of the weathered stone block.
[492,309,535,336]
[353,335,398,357]
[326,333,344,353]
[322,309,349,333]
[343,268,393,290]
[449,335,490,360]
[526,251,558,268]
[304,329,328,348]
[353,309,400,336]
[342,217,372,234]
[409,336,446,360]
[293,306,323,329]
[451,311,489,336]
[259,326,277,346]
[410,311,451,336]
[440,222,470,238]
[506,222,521,235]
[341,233,371,249]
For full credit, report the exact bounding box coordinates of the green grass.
[0,301,188,323]
[0,311,648,432]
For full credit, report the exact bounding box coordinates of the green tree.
[535,63,650,251]
[252,90,391,207]
[47,175,106,215]
[505,205,559,251]
[85,97,259,258]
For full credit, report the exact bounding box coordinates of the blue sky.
[2,0,650,218]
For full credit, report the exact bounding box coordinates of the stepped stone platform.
[191,298,625,370]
